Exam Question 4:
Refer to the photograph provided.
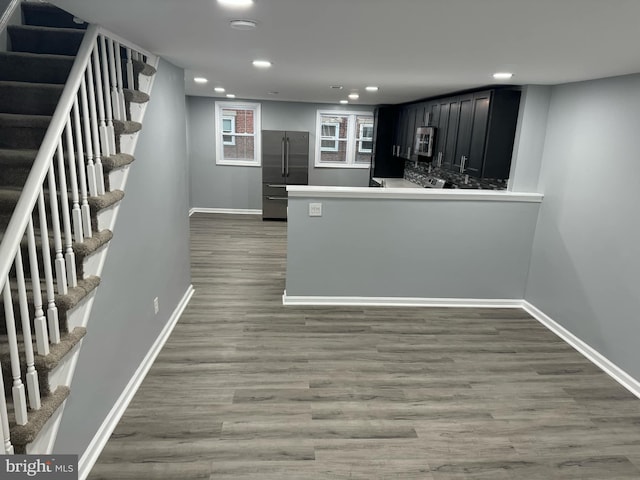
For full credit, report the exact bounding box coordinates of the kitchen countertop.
[371,177,421,188]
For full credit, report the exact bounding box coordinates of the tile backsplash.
[404,160,507,190]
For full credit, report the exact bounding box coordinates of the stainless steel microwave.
[414,126,435,157]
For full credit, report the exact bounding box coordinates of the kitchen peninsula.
[283,185,542,306]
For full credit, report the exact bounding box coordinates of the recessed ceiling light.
[340,100,349,104]
[268,91,279,95]
[365,86,379,92]
[229,19,257,30]
[252,60,272,68]
[214,87,226,93]
[217,0,254,8]
[348,93,359,100]
[330,85,343,90]
[194,77,208,84]
[226,94,236,98]
[493,72,513,80]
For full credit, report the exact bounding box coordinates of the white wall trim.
[522,301,640,400]
[77,285,194,480]
[282,292,523,308]
[189,207,262,216]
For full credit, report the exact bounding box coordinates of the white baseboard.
[522,301,640,399]
[282,291,523,308]
[77,285,194,480]
[189,207,262,217]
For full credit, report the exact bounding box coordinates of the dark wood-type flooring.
[89,214,640,479]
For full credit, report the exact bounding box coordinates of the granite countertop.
[371,177,422,188]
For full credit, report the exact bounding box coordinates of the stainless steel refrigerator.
[262,130,309,220]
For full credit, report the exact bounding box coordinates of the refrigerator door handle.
[285,137,290,177]
[267,184,287,188]
[281,137,286,176]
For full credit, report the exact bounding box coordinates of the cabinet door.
[452,94,473,172]
[466,91,491,176]
[394,107,407,155]
[443,98,460,169]
[405,105,418,158]
[433,101,449,166]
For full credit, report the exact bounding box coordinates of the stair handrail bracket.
[0,17,156,454]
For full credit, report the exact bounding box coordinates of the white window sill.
[216,160,261,167]
[314,163,370,169]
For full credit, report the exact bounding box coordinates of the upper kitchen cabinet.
[371,106,404,178]
[393,88,521,179]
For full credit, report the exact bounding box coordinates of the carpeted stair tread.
[8,25,85,57]
[0,80,64,116]
[113,119,142,135]
[1,327,86,397]
[0,113,50,150]
[102,153,134,172]
[21,2,88,30]
[0,149,38,186]
[0,52,74,84]
[88,189,124,211]
[0,186,23,214]
[133,59,156,77]
[123,89,150,104]
[9,386,70,453]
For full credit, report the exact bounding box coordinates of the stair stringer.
[24,51,160,455]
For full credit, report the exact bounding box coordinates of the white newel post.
[15,249,41,411]
[37,189,61,345]
[85,59,105,196]
[3,279,28,426]
[55,141,78,289]
[64,118,83,243]
[79,75,98,197]
[0,361,14,454]
[27,218,50,356]
[47,160,68,296]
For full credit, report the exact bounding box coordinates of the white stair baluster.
[38,188,61,345]
[92,43,111,157]
[72,98,93,239]
[47,149,68,295]
[3,278,28,426]
[27,217,50,356]
[100,35,117,154]
[114,41,127,121]
[56,140,78,288]
[65,117,83,244]
[15,249,41,411]
[126,47,134,91]
[86,58,106,195]
[79,74,98,197]
[107,38,122,121]
[0,362,14,454]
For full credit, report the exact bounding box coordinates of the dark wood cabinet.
[389,88,521,179]
[371,106,404,178]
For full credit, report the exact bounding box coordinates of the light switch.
[309,202,322,217]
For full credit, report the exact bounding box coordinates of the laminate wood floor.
[89,214,640,479]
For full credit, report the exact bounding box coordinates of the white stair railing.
[0,23,155,454]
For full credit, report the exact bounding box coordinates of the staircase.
[0,1,157,454]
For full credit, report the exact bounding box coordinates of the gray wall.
[54,58,191,454]
[524,73,640,381]
[187,97,373,210]
[287,196,540,299]
[509,85,551,192]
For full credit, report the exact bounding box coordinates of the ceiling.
[51,0,640,105]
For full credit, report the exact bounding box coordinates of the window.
[215,101,261,166]
[222,116,236,145]
[358,123,374,153]
[315,110,374,168]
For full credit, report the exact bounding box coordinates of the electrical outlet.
[153,297,159,315]
[309,202,322,217]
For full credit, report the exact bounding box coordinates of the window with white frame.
[222,115,236,145]
[215,101,261,166]
[315,110,374,168]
